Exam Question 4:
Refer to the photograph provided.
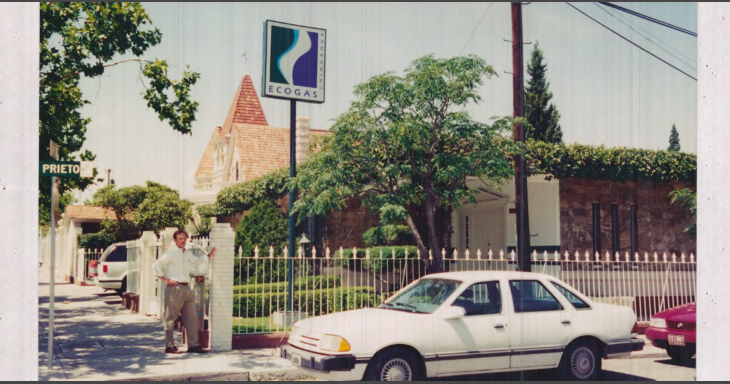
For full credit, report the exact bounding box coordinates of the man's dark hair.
[173,229,188,240]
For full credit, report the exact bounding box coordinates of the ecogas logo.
[262,20,326,103]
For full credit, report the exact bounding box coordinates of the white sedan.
[281,271,644,381]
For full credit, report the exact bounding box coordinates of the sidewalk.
[37,267,302,381]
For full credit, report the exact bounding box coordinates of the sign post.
[42,141,92,369]
[262,20,326,316]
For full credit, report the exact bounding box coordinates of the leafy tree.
[668,124,681,152]
[39,2,200,232]
[83,181,193,247]
[524,42,563,144]
[669,188,696,237]
[291,54,517,273]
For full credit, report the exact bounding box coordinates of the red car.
[645,302,696,365]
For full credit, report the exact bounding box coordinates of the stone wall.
[321,196,382,251]
[559,178,696,256]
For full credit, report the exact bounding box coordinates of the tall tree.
[39,2,200,231]
[291,55,517,272]
[524,42,563,144]
[668,124,681,152]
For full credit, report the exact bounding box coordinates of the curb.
[112,372,252,381]
[249,368,314,381]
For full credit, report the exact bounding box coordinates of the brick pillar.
[208,223,234,352]
[138,231,158,316]
[75,249,85,285]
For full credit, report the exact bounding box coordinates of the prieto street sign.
[40,161,81,178]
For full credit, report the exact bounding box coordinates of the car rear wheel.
[116,277,127,296]
[667,345,695,366]
[558,339,602,381]
[365,348,422,381]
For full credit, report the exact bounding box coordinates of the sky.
[73,2,698,203]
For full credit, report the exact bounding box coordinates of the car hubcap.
[571,347,595,379]
[381,358,412,381]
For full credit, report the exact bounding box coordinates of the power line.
[565,2,696,81]
[592,3,696,71]
[597,2,697,37]
[459,2,495,56]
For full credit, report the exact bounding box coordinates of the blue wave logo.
[269,26,318,88]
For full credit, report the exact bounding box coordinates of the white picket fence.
[232,246,696,334]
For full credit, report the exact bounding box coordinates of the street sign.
[261,20,326,104]
[80,161,93,178]
[40,161,81,178]
[50,140,59,160]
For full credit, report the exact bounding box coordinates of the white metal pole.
[48,176,56,370]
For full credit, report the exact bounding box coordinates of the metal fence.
[232,247,696,334]
[81,248,104,281]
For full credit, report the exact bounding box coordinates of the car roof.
[422,270,558,283]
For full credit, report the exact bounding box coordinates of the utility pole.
[512,2,531,272]
[107,169,111,186]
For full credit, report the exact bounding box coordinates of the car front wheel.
[558,340,602,381]
[667,345,695,366]
[365,348,422,381]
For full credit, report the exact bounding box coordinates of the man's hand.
[165,279,179,286]
[208,247,217,258]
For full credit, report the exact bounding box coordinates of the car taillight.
[103,264,108,274]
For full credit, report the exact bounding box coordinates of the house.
[192,68,697,259]
[42,205,117,283]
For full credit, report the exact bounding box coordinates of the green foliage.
[525,42,563,144]
[78,231,123,250]
[198,167,291,218]
[232,275,342,294]
[669,188,696,236]
[363,225,413,246]
[524,140,697,183]
[86,181,192,240]
[232,287,378,318]
[668,124,681,152]
[234,199,289,284]
[190,213,213,237]
[335,246,421,273]
[39,2,199,229]
[290,54,517,272]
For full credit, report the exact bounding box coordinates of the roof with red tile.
[222,74,268,135]
[64,206,117,221]
[194,126,221,180]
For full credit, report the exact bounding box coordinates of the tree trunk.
[404,213,428,259]
[425,192,443,273]
[441,206,453,250]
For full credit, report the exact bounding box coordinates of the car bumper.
[281,345,367,380]
[94,278,122,290]
[604,337,645,359]
[645,327,696,349]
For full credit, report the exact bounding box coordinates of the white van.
[94,242,128,295]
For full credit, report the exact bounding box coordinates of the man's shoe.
[165,347,182,354]
[187,346,208,353]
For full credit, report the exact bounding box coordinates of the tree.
[39,2,200,232]
[234,199,289,284]
[668,124,681,152]
[524,42,563,144]
[81,181,193,248]
[669,188,696,237]
[291,54,517,272]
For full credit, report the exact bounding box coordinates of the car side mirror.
[441,306,466,320]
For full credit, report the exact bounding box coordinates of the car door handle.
[494,324,505,329]
[561,320,571,325]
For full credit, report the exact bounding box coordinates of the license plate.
[668,334,685,346]
[291,353,302,366]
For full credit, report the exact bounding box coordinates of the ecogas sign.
[262,20,326,104]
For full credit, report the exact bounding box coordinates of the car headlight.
[650,317,667,329]
[318,334,351,352]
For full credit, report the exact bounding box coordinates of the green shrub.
[363,225,413,246]
[232,275,341,294]
[234,199,289,284]
[335,246,421,273]
[232,287,379,318]
[78,232,123,250]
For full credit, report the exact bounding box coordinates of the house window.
[465,215,470,249]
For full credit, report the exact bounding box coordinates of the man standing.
[153,230,216,354]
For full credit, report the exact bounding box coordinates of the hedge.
[232,275,341,294]
[232,287,379,318]
[335,246,421,273]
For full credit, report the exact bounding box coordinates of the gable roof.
[194,126,221,180]
[64,206,117,221]
[222,73,268,134]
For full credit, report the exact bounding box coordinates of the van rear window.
[106,246,127,262]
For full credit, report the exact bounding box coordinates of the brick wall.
[320,196,382,251]
[559,178,696,256]
[209,223,234,352]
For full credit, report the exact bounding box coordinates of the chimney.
[296,117,310,163]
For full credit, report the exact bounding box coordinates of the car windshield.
[379,278,461,314]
